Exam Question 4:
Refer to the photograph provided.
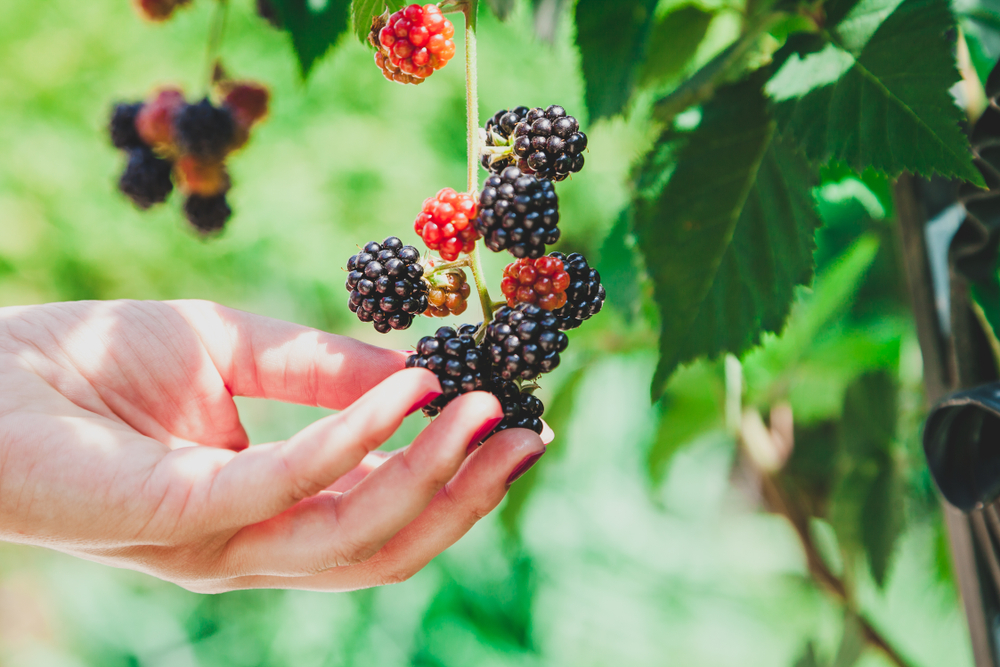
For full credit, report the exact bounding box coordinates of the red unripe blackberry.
[135,88,185,152]
[135,0,190,21]
[184,193,231,233]
[511,105,587,182]
[374,4,455,84]
[414,188,480,261]
[501,255,571,310]
[474,167,560,259]
[346,237,429,333]
[484,303,568,380]
[174,99,236,161]
[220,82,270,133]
[109,102,145,150]
[481,106,529,174]
[174,155,230,197]
[489,380,544,435]
[549,252,605,330]
[119,146,174,209]
[425,263,472,317]
[405,324,490,416]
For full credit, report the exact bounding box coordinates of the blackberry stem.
[461,0,495,325]
[203,0,229,95]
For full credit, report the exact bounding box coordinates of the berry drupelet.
[481,106,529,173]
[484,303,568,381]
[489,380,544,436]
[475,167,560,259]
[500,255,570,310]
[346,237,429,333]
[109,102,145,150]
[372,4,455,84]
[173,98,236,161]
[511,105,587,182]
[414,188,479,261]
[406,324,491,416]
[549,252,605,330]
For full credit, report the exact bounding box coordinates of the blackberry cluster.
[501,255,571,310]
[481,106,529,173]
[346,237,429,333]
[490,380,544,435]
[484,303,568,381]
[474,167,560,259]
[108,83,269,233]
[550,252,606,330]
[405,324,491,416]
[511,106,587,182]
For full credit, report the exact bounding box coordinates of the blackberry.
[109,102,145,150]
[511,105,587,182]
[501,254,571,310]
[484,303,568,380]
[346,237,429,333]
[184,193,231,233]
[405,324,490,416]
[489,380,544,435]
[550,252,605,330]
[481,106,529,173]
[174,99,235,161]
[119,146,174,209]
[474,166,560,259]
[374,4,456,84]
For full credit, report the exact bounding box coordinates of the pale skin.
[0,299,546,593]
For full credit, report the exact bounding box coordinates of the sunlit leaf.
[638,5,714,90]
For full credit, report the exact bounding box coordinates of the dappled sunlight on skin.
[0,299,544,592]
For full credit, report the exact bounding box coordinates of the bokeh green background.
[0,0,974,665]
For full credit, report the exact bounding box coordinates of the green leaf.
[635,72,774,399]
[861,454,905,587]
[272,0,353,78]
[832,611,865,667]
[637,5,714,90]
[793,642,822,667]
[350,0,405,43]
[829,370,904,588]
[646,361,725,487]
[767,0,983,184]
[485,0,515,20]
[575,0,659,120]
[672,133,822,367]
[596,210,641,321]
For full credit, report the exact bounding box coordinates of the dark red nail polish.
[467,416,503,452]
[506,449,545,487]
[406,391,442,416]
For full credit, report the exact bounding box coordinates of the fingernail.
[506,449,545,488]
[406,390,442,416]
[467,416,503,452]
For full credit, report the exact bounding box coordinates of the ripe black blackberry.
[174,99,235,161]
[406,324,490,416]
[489,380,544,435]
[119,146,174,209]
[474,166,560,259]
[346,237,429,333]
[184,193,231,233]
[549,252,606,330]
[109,102,145,150]
[511,105,587,182]
[481,106,528,174]
[484,303,568,380]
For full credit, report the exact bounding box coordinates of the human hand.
[0,300,545,592]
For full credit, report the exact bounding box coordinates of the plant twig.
[203,0,229,96]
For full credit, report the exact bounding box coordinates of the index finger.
[168,300,409,409]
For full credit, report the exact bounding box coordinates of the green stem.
[203,0,229,95]
[461,0,494,324]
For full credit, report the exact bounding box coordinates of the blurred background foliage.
[0,0,991,665]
